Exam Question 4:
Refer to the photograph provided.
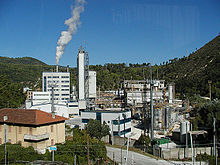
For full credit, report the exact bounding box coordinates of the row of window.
[48,76,59,78]
[61,98,69,100]
[47,76,69,79]
[48,80,60,83]
[48,81,70,83]
[61,89,69,91]
[61,85,69,87]
[0,125,55,134]
[34,94,49,96]
[61,94,69,96]
[82,118,131,125]
[61,76,69,78]
[48,88,70,91]
[113,128,131,136]
[112,118,131,125]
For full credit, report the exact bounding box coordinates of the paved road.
[107,146,171,165]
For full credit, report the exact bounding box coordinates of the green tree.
[85,119,110,140]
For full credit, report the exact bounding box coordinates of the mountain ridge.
[0,35,219,98]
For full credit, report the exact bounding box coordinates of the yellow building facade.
[0,108,67,153]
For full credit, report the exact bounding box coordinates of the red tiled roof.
[0,108,67,125]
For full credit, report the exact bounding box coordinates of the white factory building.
[89,71,96,99]
[81,110,131,137]
[42,72,71,102]
[123,80,175,106]
[25,47,97,119]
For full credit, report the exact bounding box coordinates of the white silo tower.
[77,46,89,110]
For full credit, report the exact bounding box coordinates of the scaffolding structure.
[84,51,89,110]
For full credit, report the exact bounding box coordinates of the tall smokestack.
[56,65,59,72]
[56,0,86,65]
[67,65,69,72]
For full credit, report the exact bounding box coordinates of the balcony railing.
[24,133,49,141]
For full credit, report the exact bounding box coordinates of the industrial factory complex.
[13,46,196,156]
[24,47,191,140]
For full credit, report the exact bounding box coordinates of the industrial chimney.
[67,65,69,72]
[56,65,59,72]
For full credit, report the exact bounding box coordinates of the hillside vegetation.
[0,75,25,109]
[0,56,46,65]
[0,35,219,109]
[161,35,220,98]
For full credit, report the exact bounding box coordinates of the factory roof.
[82,109,130,113]
[0,108,67,126]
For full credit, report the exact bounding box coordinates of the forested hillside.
[0,57,46,65]
[0,75,25,109]
[91,35,220,99]
[160,35,220,98]
[0,35,219,109]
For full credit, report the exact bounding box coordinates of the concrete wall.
[101,135,135,147]
[154,147,212,160]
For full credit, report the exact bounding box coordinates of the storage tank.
[168,84,173,103]
[180,121,190,135]
[180,120,190,143]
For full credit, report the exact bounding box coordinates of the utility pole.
[4,116,8,165]
[214,118,217,165]
[185,122,188,158]
[111,121,114,145]
[143,78,147,135]
[122,113,126,145]
[150,65,154,140]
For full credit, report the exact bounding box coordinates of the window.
[69,105,78,107]
[51,139,54,146]
[61,94,69,96]
[82,119,89,123]
[61,81,69,83]
[8,139,11,143]
[0,138,2,144]
[51,126,53,133]
[29,128,32,135]
[19,127,22,134]
[61,85,69,87]
[61,89,69,91]
[61,76,69,78]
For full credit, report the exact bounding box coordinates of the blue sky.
[0,0,219,67]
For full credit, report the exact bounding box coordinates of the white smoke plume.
[56,0,85,65]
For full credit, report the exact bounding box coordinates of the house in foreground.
[0,108,67,153]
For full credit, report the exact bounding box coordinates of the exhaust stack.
[67,65,69,72]
[56,65,59,72]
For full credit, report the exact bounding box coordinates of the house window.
[51,126,53,133]
[8,126,11,133]
[29,128,32,135]
[19,127,22,134]
[51,139,54,146]
[8,139,11,143]
[0,138,2,144]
